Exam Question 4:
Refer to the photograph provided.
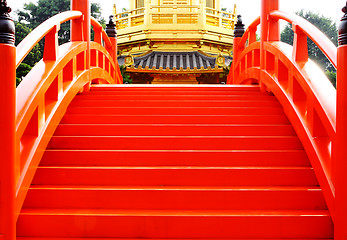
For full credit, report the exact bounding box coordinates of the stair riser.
[69,100,281,108]
[86,91,267,96]
[54,124,296,136]
[24,188,327,210]
[74,94,277,101]
[66,107,285,115]
[88,86,261,92]
[61,115,291,124]
[15,238,336,240]
[85,90,264,95]
[41,150,310,167]
[32,168,318,186]
[47,136,304,150]
[17,214,333,239]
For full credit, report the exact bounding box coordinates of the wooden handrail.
[229,1,339,224]
[239,17,261,48]
[16,11,83,68]
[270,10,337,68]
[91,17,113,49]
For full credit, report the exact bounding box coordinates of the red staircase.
[17,85,333,239]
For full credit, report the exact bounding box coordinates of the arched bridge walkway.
[0,0,346,239]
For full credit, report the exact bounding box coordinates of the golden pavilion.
[115,0,237,84]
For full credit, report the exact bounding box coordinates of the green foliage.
[16,63,32,86]
[15,0,105,85]
[15,21,41,84]
[326,70,336,87]
[17,0,104,45]
[15,21,42,65]
[281,10,337,72]
[120,65,133,84]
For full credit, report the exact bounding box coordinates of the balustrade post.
[200,0,206,29]
[260,0,279,91]
[144,0,150,27]
[71,0,90,90]
[105,16,121,84]
[335,2,347,240]
[232,15,245,84]
[0,1,16,240]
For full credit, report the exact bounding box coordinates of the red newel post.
[335,2,347,240]
[71,0,91,90]
[260,0,279,91]
[0,1,16,240]
[232,15,245,84]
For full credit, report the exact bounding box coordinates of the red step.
[69,99,282,107]
[53,124,296,136]
[24,186,326,210]
[66,106,285,115]
[47,136,304,150]
[16,238,334,240]
[61,114,290,124]
[89,85,261,91]
[32,167,318,186]
[17,209,333,239]
[17,85,332,239]
[40,149,310,167]
[73,93,279,101]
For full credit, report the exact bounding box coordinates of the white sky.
[9,0,345,27]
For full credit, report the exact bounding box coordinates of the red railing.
[1,0,346,240]
[15,10,123,217]
[229,0,347,239]
[0,1,123,239]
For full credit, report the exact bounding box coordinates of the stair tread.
[37,166,313,170]
[41,149,310,167]
[29,185,322,191]
[16,238,334,240]
[43,149,306,152]
[20,209,330,216]
[50,136,300,139]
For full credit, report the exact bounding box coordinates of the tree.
[326,70,337,87]
[15,0,105,85]
[15,21,42,85]
[17,0,105,44]
[281,10,338,74]
[16,63,32,86]
[120,65,133,84]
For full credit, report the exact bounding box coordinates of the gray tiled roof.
[132,51,221,70]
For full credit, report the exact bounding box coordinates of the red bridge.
[1,0,346,239]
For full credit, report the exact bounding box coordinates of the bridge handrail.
[13,7,122,220]
[270,10,337,68]
[16,11,83,68]
[230,7,339,221]
[238,17,260,48]
[91,17,112,49]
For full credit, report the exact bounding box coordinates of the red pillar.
[335,4,347,240]
[260,0,279,91]
[0,2,16,240]
[71,0,91,90]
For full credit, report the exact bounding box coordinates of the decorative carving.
[0,0,15,45]
[234,15,245,38]
[339,2,347,45]
[105,15,117,38]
